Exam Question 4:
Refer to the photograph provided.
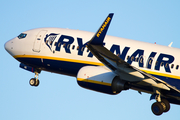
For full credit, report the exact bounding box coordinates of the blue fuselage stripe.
[17,57,96,76]
[17,57,180,90]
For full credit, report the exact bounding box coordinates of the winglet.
[89,13,114,45]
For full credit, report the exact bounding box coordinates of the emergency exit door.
[33,30,47,52]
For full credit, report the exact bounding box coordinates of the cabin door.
[33,30,47,52]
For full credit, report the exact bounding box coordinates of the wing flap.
[88,44,145,82]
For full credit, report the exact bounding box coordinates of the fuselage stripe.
[14,55,103,66]
[14,55,180,80]
[77,78,111,86]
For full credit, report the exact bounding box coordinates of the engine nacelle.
[77,66,129,95]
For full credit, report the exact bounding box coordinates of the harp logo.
[44,33,59,51]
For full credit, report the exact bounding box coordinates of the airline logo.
[44,34,174,73]
[96,17,111,37]
[44,33,59,51]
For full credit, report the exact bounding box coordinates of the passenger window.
[58,42,61,47]
[54,42,57,46]
[63,43,66,47]
[72,45,75,50]
[139,57,143,63]
[135,58,138,62]
[176,65,179,70]
[81,47,84,51]
[171,64,174,69]
[165,63,169,68]
[127,56,130,60]
[131,56,134,61]
[149,59,152,65]
[160,62,164,66]
[18,33,27,39]
[155,61,158,66]
[67,44,70,49]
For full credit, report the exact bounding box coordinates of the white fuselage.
[4,28,180,89]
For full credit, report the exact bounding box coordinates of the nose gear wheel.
[29,71,40,87]
[29,78,40,87]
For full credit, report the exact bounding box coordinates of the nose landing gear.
[29,72,40,87]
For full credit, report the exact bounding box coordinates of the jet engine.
[77,66,129,95]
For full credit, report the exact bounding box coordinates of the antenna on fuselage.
[168,42,173,47]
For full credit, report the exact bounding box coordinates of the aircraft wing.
[87,13,180,93]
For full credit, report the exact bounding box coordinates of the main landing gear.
[151,90,170,116]
[29,72,40,87]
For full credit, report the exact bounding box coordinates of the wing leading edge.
[87,13,180,93]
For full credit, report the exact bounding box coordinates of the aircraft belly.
[16,57,96,77]
[16,56,180,90]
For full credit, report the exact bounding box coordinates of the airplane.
[4,13,180,116]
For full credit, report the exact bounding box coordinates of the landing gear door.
[33,30,47,52]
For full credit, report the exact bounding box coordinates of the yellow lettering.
[97,33,100,37]
[96,17,111,38]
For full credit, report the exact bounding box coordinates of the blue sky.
[1,0,180,119]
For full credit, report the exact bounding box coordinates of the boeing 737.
[4,13,180,115]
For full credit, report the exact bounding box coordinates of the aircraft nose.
[4,40,13,54]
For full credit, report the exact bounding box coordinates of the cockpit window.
[18,33,27,39]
